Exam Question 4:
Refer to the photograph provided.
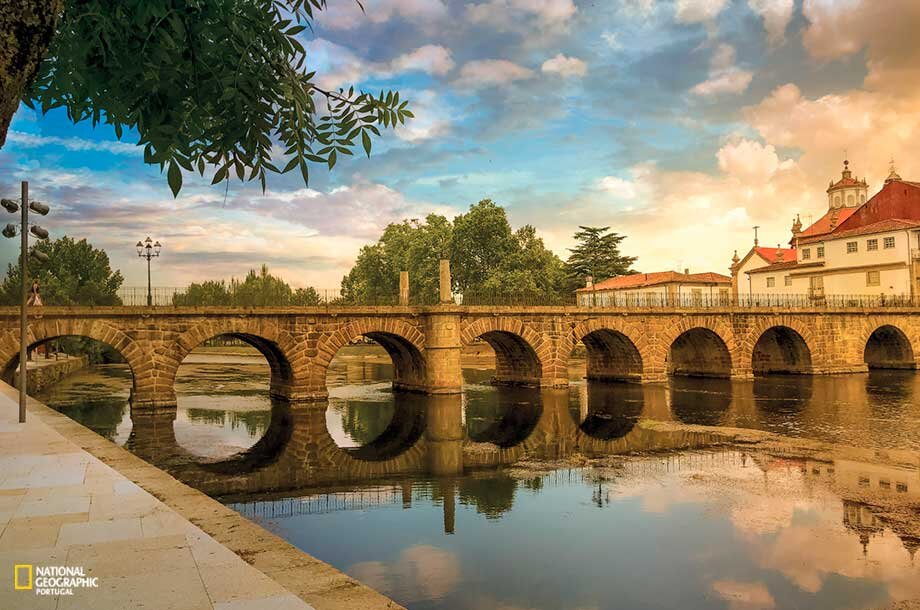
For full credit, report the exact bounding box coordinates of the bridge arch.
[167,319,305,403]
[863,323,917,369]
[749,323,814,375]
[316,318,427,393]
[461,318,549,387]
[0,318,148,398]
[564,318,648,383]
[663,321,736,378]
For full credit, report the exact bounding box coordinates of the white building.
[732,160,920,304]
[577,270,731,307]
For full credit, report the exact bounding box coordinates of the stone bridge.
[0,305,918,411]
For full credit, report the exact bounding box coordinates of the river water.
[35,347,920,610]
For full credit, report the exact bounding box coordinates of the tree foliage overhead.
[172,264,321,306]
[341,200,568,303]
[564,226,637,288]
[0,236,123,306]
[2,0,412,196]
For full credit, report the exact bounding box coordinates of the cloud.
[317,0,448,30]
[711,580,775,609]
[716,138,794,183]
[747,0,794,46]
[675,0,728,24]
[308,39,455,90]
[541,54,587,78]
[745,83,920,184]
[690,44,753,97]
[7,131,141,156]
[802,0,920,94]
[348,545,460,604]
[601,31,622,49]
[619,0,656,18]
[454,59,535,89]
[390,45,455,76]
[392,89,452,142]
[467,0,577,29]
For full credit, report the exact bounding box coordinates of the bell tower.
[826,158,868,210]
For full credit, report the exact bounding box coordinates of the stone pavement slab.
[0,385,319,610]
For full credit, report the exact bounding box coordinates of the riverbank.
[13,355,89,394]
[0,382,402,610]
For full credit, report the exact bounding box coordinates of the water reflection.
[569,381,644,440]
[227,451,920,610]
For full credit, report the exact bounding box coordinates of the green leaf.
[362,130,372,157]
[167,160,182,197]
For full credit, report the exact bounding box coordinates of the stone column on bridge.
[439,259,452,304]
[399,271,409,306]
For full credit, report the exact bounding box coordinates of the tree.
[340,214,451,304]
[171,264,321,306]
[0,236,123,305]
[1,1,412,196]
[341,200,569,303]
[449,200,517,293]
[564,226,637,289]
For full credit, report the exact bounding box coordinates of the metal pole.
[19,181,28,423]
[146,254,152,307]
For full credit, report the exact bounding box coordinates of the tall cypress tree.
[564,226,637,289]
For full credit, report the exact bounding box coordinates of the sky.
[2,0,919,290]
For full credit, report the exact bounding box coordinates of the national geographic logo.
[13,565,99,596]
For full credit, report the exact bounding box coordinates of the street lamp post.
[2,180,51,424]
[136,237,161,306]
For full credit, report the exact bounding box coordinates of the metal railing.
[104,288,920,309]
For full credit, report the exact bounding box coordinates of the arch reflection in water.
[465,386,542,448]
[753,375,814,414]
[669,376,733,426]
[568,382,644,440]
[174,337,276,460]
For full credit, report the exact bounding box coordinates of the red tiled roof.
[804,218,920,242]
[576,271,730,292]
[799,180,920,243]
[828,176,862,190]
[754,246,795,263]
[797,207,858,239]
[747,261,824,274]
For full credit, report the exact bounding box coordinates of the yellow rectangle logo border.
[14,564,33,590]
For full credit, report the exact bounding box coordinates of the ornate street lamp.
[136,236,161,306]
[1,181,51,423]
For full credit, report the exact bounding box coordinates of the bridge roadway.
[0,304,918,410]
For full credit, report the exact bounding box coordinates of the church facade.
[731,161,920,304]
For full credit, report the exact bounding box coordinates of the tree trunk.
[0,0,62,147]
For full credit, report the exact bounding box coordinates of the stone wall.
[13,355,89,393]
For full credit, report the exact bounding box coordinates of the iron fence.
[111,287,920,309]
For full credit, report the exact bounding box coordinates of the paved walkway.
[0,386,316,610]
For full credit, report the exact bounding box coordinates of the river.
[34,346,920,610]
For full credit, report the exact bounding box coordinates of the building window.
[867,239,878,251]
[867,270,880,286]
[784,276,792,286]
[817,246,825,258]
[847,241,858,253]
[884,236,895,249]
[801,248,811,260]
[766,277,775,288]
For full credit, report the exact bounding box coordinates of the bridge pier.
[425,394,464,476]
[419,312,464,395]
